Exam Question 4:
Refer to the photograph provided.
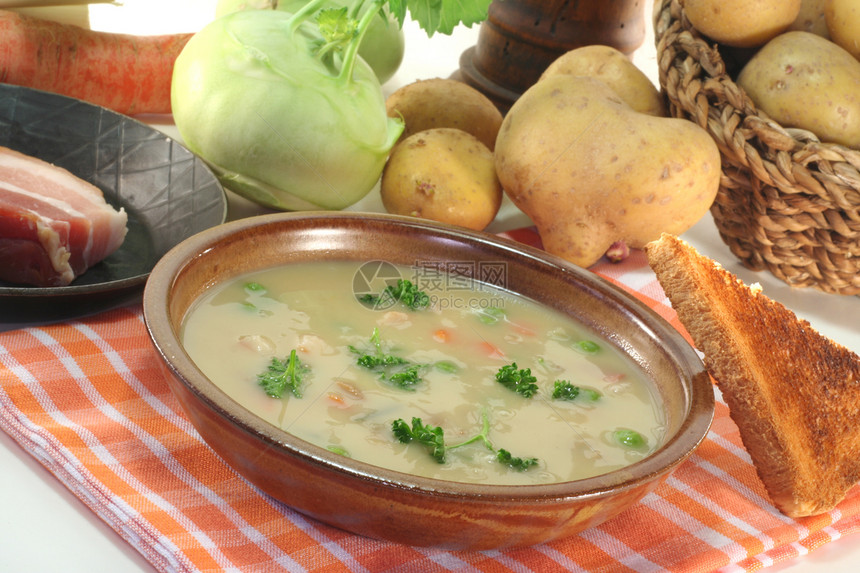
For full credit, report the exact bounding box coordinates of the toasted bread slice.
[644,233,860,517]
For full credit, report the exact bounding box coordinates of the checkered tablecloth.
[2,227,858,572]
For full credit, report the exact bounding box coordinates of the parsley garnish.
[257,349,309,398]
[495,363,539,398]
[392,417,447,463]
[496,448,539,471]
[386,363,424,386]
[386,278,430,310]
[392,409,538,471]
[360,278,430,311]
[350,327,426,389]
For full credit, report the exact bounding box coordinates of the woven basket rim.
[656,0,860,167]
[654,0,860,296]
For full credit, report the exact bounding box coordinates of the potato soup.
[180,261,665,485]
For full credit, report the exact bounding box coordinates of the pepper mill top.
[454,0,647,113]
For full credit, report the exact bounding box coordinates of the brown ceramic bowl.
[143,212,714,550]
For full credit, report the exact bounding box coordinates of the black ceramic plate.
[0,84,227,324]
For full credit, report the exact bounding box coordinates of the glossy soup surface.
[181,261,665,485]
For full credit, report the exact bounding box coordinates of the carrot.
[335,380,364,400]
[327,392,348,408]
[479,341,505,359]
[433,329,450,343]
[0,10,192,115]
[511,323,536,337]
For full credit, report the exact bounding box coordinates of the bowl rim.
[143,211,714,502]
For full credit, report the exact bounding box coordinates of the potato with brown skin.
[385,78,503,150]
[539,45,666,116]
[737,31,860,147]
[380,128,502,231]
[684,0,801,48]
[494,75,720,268]
[825,0,860,60]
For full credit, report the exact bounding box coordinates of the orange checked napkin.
[1,227,859,572]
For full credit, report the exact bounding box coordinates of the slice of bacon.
[0,145,128,287]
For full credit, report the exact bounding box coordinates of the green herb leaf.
[351,327,425,389]
[358,293,380,306]
[356,353,408,368]
[389,278,430,310]
[390,278,430,310]
[495,363,539,398]
[384,363,424,388]
[552,380,580,401]
[392,417,447,463]
[257,349,309,398]
[399,0,493,36]
[496,448,539,472]
[360,278,429,311]
[393,409,539,471]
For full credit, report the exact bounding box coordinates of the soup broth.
[181,261,666,485]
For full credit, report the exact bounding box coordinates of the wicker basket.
[654,0,860,295]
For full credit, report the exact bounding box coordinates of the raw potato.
[380,128,502,231]
[684,0,801,48]
[787,0,829,38]
[494,75,721,268]
[737,31,860,147]
[826,0,860,60]
[386,78,503,150]
[539,45,666,116]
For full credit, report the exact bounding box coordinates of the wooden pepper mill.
[455,0,647,113]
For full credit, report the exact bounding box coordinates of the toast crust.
[644,233,860,517]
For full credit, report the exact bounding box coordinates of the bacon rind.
[0,146,128,287]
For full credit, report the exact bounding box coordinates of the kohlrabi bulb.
[171,10,404,210]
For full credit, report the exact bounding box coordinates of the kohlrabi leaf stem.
[286,0,328,35]
[290,0,492,85]
[337,0,385,83]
